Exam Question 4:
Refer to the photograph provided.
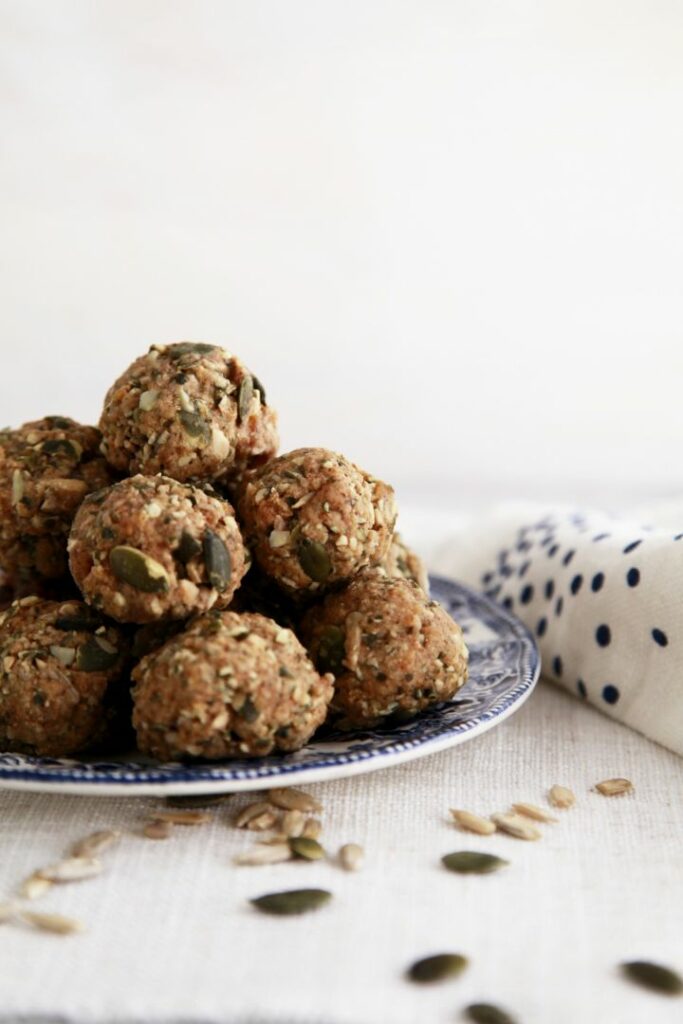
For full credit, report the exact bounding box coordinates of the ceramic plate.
[0,576,540,795]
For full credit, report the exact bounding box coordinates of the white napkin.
[431,501,683,757]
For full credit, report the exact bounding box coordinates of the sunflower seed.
[235,844,292,866]
[202,530,232,591]
[548,784,575,809]
[268,788,322,813]
[144,821,171,840]
[302,818,322,840]
[11,469,24,505]
[620,960,682,995]
[490,813,541,841]
[75,637,120,672]
[165,793,232,809]
[406,953,468,983]
[20,874,52,900]
[21,910,85,935]
[465,1003,517,1024]
[247,811,278,832]
[37,857,103,882]
[234,801,274,828]
[152,810,213,826]
[282,809,305,837]
[110,546,169,593]
[450,809,497,835]
[238,376,254,422]
[442,851,509,874]
[297,539,332,583]
[252,375,267,405]
[512,802,558,823]
[595,777,634,797]
[250,888,332,915]
[70,830,122,858]
[339,843,364,871]
[289,837,324,861]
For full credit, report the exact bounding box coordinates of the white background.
[1,0,682,510]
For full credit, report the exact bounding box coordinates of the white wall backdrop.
[1,0,682,509]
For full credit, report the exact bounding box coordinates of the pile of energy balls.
[0,343,469,761]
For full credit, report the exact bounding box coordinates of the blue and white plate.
[0,576,540,796]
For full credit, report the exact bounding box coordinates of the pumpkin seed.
[76,637,120,672]
[238,696,260,722]
[238,376,254,422]
[465,1003,517,1024]
[165,793,232,809]
[407,953,468,983]
[442,851,509,875]
[315,625,346,675]
[620,961,682,995]
[170,342,217,357]
[178,410,211,443]
[288,837,324,861]
[110,546,169,593]
[175,530,202,563]
[55,611,102,633]
[203,530,232,591]
[297,538,332,583]
[595,777,634,797]
[250,888,332,916]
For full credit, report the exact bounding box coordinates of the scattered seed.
[234,801,274,828]
[165,793,232,809]
[203,530,232,591]
[268,788,322,813]
[548,785,575,809]
[70,829,122,858]
[442,851,509,874]
[407,953,468,983]
[235,844,292,866]
[21,910,85,935]
[110,546,169,594]
[238,375,254,422]
[465,1003,517,1024]
[282,809,305,837]
[257,833,290,845]
[250,888,332,916]
[152,810,213,826]
[289,837,324,861]
[339,843,364,871]
[302,818,322,840]
[247,811,278,832]
[450,809,497,836]
[0,901,19,923]
[144,821,171,840]
[37,857,103,882]
[620,961,682,995]
[595,778,634,797]
[297,538,332,582]
[20,874,53,900]
[512,803,558,823]
[490,813,541,841]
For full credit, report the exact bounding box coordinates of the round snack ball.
[69,474,249,624]
[376,533,429,593]
[301,571,469,728]
[132,610,334,760]
[239,448,397,596]
[0,596,128,757]
[0,416,114,586]
[99,342,278,483]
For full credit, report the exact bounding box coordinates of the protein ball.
[301,571,469,728]
[0,417,114,586]
[0,597,128,757]
[99,342,278,483]
[68,474,248,624]
[239,448,397,596]
[376,533,429,592]
[132,610,334,760]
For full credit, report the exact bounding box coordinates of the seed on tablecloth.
[282,809,305,837]
[302,818,322,839]
[289,837,324,861]
[250,888,332,915]
[144,821,171,840]
[339,843,364,871]
[442,851,508,874]
[406,953,468,983]
[268,787,322,813]
[70,829,122,858]
[595,778,634,797]
[234,801,275,828]
[235,844,292,866]
[490,813,541,841]
[548,785,575,809]
[450,809,496,835]
[620,960,682,995]
[37,857,103,882]
[247,811,278,832]
[512,803,558,823]
[20,910,85,935]
[465,1002,517,1023]
[19,874,53,900]
[151,809,213,825]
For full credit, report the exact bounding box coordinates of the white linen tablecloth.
[0,683,680,1024]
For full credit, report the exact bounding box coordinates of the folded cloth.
[432,502,683,757]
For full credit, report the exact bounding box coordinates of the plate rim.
[0,575,540,796]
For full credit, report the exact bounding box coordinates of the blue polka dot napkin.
[434,504,683,756]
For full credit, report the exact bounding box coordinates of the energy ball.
[0,416,114,586]
[377,533,429,592]
[132,610,334,760]
[99,342,278,483]
[69,474,248,624]
[0,597,128,757]
[301,571,469,728]
[239,448,397,596]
